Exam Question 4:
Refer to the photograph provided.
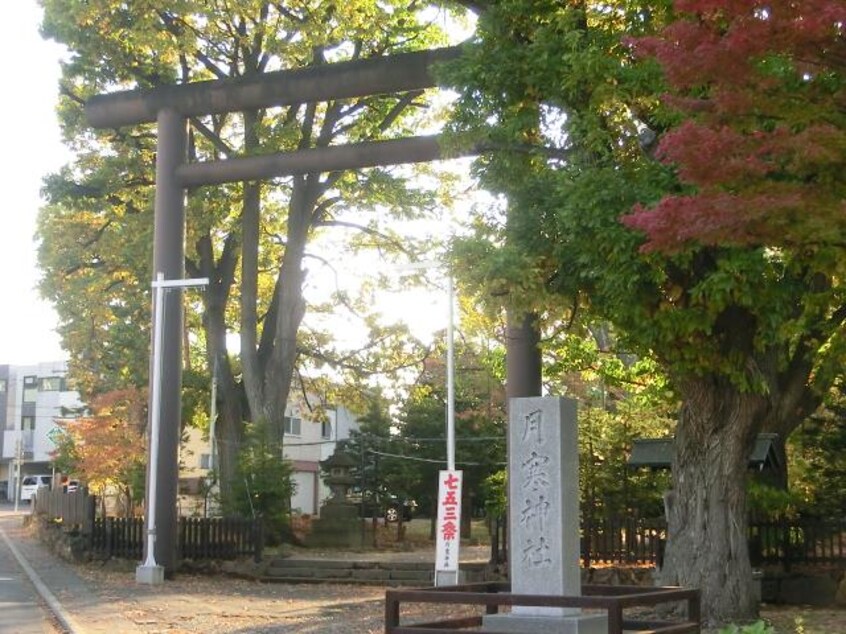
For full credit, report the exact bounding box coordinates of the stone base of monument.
[434,569,466,586]
[482,610,608,633]
[306,502,365,548]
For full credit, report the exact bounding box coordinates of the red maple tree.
[54,389,147,515]
[623,0,846,251]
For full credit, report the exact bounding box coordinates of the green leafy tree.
[37,0,458,503]
[479,324,675,523]
[443,0,845,624]
[394,336,507,524]
[344,333,506,542]
[545,328,675,520]
[343,392,395,518]
[227,421,295,546]
[788,382,846,518]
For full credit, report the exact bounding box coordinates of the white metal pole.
[143,272,166,570]
[137,274,208,584]
[446,274,456,472]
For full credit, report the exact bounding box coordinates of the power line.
[353,433,505,443]
[366,448,506,467]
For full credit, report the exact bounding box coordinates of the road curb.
[0,526,83,634]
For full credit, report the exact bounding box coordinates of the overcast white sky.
[0,2,69,365]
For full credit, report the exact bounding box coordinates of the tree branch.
[188,115,236,157]
[314,219,415,256]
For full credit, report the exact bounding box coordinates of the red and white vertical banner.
[434,469,463,585]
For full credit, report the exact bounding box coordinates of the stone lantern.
[307,448,364,547]
[320,449,357,504]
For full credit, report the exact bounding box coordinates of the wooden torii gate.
[85,45,541,577]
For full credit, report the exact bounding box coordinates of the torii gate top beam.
[86,46,461,129]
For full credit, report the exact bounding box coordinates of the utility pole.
[13,438,22,512]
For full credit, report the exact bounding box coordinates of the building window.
[321,420,332,440]
[283,416,301,436]
[23,376,38,402]
[199,453,212,469]
[21,416,35,431]
[39,376,63,391]
[0,379,6,393]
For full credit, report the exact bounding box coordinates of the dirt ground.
[758,604,846,633]
[64,560,846,633]
[8,510,844,633]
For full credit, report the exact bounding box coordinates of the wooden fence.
[583,516,666,567]
[491,515,846,568]
[749,517,846,568]
[34,490,844,569]
[585,516,846,568]
[31,489,262,562]
[178,516,263,561]
[32,489,95,533]
[90,516,263,562]
[91,517,145,559]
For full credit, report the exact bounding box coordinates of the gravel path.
[65,565,486,633]
[1,510,482,633]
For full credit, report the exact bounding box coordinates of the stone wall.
[761,567,846,606]
[586,564,846,607]
[582,566,656,587]
[28,516,91,564]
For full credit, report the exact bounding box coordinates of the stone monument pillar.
[484,397,607,633]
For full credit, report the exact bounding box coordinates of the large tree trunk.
[238,111,312,433]
[260,175,312,429]
[193,231,244,505]
[660,374,767,627]
[760,351,823,490]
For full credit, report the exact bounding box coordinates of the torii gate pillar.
[146,108,188,574]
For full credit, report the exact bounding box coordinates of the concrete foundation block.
[483,612,608,633]
[135,564,165,585]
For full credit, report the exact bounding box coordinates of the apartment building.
[0,359,358,515]
[0,361,83,500]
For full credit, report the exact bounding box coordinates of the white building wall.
[0,361,82,499]
[283,401,326,515]
[277,402,360,515]
[290,471,317,515]
[177,399,359,516]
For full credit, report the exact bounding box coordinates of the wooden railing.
[385,582,701,633]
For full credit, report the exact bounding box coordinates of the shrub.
[718,620,774,634]
[225,421,295,546]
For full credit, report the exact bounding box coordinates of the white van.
[20,475,52,502]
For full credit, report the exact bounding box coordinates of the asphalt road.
[0,507,60,633]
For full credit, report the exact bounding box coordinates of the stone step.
[267,558,432,571]
[261,558,493,586]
